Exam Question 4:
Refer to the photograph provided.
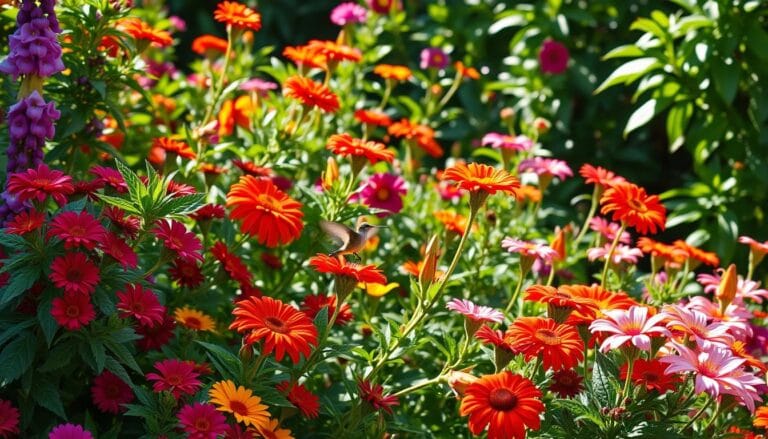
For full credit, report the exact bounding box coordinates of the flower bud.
[533,117,551,134]
[551,226,567,262]
[322,157,339,190]
[419,234,440,293]
[716,263,738,310]
[446,370,478,398]
[500,107,515,122]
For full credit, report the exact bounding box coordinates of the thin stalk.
[681,397,713,432]
[573,185,600,246]
[600,222,627,287]
[504,265,526,315]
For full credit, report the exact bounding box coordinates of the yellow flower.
[209,380,269,428]
[174,306,217,332]
[363,282,400,297]
[255,418,294,439]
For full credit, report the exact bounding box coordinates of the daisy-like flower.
[662,304,734,348]
[226,176,304,248]
[387,118,443,157]
[697,270,768,304]
[518,157,573,181]
[276,381,320,418]
[619,358,679,394]
[174,306,216,331]
[301,293,354,326]
[455,61,481,80]
[209,380,269,428]
[460,371,544,439]
[446,298,504,324]
[100,232,138,270]
[7,163,73,206]
[505,317,583,371]
[600,182,666,235]
[47,211,107,250]
[168,259,204,288]
[146,359,202,399]
[673,240,720,268]
[441,162,520,196]
[90,166,127,193]
[116,284,165,327]
[230,296,318,364]
[589,217,631,244]
[502,238,558,266]
[589,305,669,352]
[755,406,768,430]
[420,47,449,69]
[211,241,253,286]
[475,325,515,352]
[587,243,643,265]
[353,173,407,217]
[358,380,399,414]
[435,210,472,236]
[191,35,228,56]
[191,204,226,222]
[254,418,294,439]
[373,64,412,81]
[136,313,176,351]
[564,284,637,325]
[686,295,752,339]
[331,2,368,26]
[0,399,20,438]
[481,133,533,152]
[283,44,327,70]
[152,219,204,262]
[306,40,362,63]
[539,39,569,74]
[354,109,392,127]
[309,253,387,298]
[549,369,584,398]
[326,133,394,170]
[49,423,94,439]
[103,206,140,239]
[178,402,228,439]
[49,252,100,295]
[90,370,134,414]
[637,237,688,268]
[579,164,626,188]
[214,1,262,31]
[524,285,596,323]
[283,75,339,113]
[149,137,196,164]
[117,18,173,48]
[4,209,45,235]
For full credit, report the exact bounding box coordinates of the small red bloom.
[276,381,320,418]
[549,369,584,398]
[4,209,45,235]
[190,204,226,222]
[539,39,569,74]
[619,358,680,394]
[103,206,140,239]
[90,166,127,193]
[168,259,205,288]
[309,254,387,284]
[301,293,354,326]
[358,380,399,414]
[91,370,134,414]
[116,284,166,327]
[7,164,74,206]
[211,241,253,285]
[214,1,262,31]
[48,211,107,250]
[136,313,176,351]
[153,219,204,263]
[51,291,96,330]
[100,232,138,269]
[579,164,626,188]
[0,399,20,438]
[283,75,340,113]
[147,359,202,399]
[49,252,101,295]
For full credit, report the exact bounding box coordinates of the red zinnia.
[564,284,637,325]
[354,109,392,127]
[475,325,516,353]
[579,164,625,188]
[387,119,443,158]
[190,204,226,222]
[525,284,596,322]
[230,296,318,364]
[51,291,96,330]
[539,39,569,74]
[301,293,354,326]
[117,17,173,47]
[6,163,74,206]
[226,176,304,248]
[178,402,228,439]
[91,370,134,414]
[309,254,387,284]
[326,133,395,165]
[619,358,680,394]
[276,381,320,418]
[283,75,340,113]
[214,1,262,31]
[460,371,544,439]
[147,359,202,399]
[168,259,205,288]
[211,241,253,285]
[136,313,176,351]
[100,232,138,270]
[549,369,584,398]
[0,399,20,438]
[149,137,196,164]
[116,284,166,327]
[191,35,228,56]
[358,380,399,414]
[4,209,45,235]
[49,252,100,295]
[103,206,140,239]
[90,166,127,193]
[47,211,107,250]
[600,182,666,235]
[505,317,583,371]
[153,219,204,262]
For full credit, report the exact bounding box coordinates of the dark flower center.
[376,188,390,201]
[643,372,658,382]
[185,317,202,329]
[68,225,86,237]
[194,418,210,431]
[66,305,80,318]
[66,268,83,282]
[489,388,518,411]
[229,400,248,416]
[626,198,647,213]
[535,328,560,345]
[105,384,121,399]
[265,317,287,333]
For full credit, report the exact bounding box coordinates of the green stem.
[600,222,627,287]
[504,265,526,316]
[435,71,463,112]
[393,376,442,397]
[681,397,713,432]
[573,185,600,247]
[621,356,634,399]
[197,26,234,157]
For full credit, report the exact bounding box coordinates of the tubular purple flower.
[0,0,64,80]
[5,90,60,174]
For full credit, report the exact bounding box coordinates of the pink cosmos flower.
[446,298,504,324]
[661,304,734,348]
[539,39,569,74]
[518,157,573,181]
[331,2,368,25]
[240,78,278,96]
[420,47,449,70]
[501,238,558,265]
[589,217,631,244]
[587,243,642,264]
[589,305,670,352]
[686,296,752,340]
[351,172,407,217]
[697,271,768,304]
[481,133,533,152]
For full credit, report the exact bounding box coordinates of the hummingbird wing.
[319,220,353,247]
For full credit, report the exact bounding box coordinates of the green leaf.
[591,351,619,407]
[197,341,242,379]
[666,102,693,152]
[105,339,142,374]
[39,342,76,372]
[37,301,58,347]
[670,14,712,37]
[114,159,147,208]
[0,265,40,305]
[594,58,662,94]
[624,98,672,137]
[32,379,66,418]
[154,193,206,218]
[603,44,645,60]
[711,57,739,104]
[0,232,30,251]
[313,306,329,339]
[105,355,135,387]
[0,319,34,349]
[90,340,107,373]
[0,331,36,382]
[98,194,141,215]
[630,17,667,40]
[746,20,768,59]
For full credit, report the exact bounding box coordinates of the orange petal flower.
[754,405,768,430]
[174,306,216,332]
[563,284,637,325]
[307,40,362,63]
[283,45,327,69]
[230,296,318,364]
[309,254,387,285]
[525,285,596,314]
[600,182,666,235]
[373,64,412,81]
[208,380,269,428]
[387,119,443,157]
[672,240,719,267]
[218,95,254,136]
[283,76,340,113]
[191,34,228,55]
[354,109,392,127]
[579,163,626,188]
[326,133,394,164]
[149,137,196,164]
[440,162,519,195]
[454,61,480,80]
[435,210,473,236]
[226,176,304,247]
[459,371,544,439]
[117,18,173,47]
[504,317,583,371]
[214,1,262,31]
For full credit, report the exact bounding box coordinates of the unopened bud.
[419,234,440,293]
[551,226,567,262]
[716,264,738,309]
[533,117,551,134]
[500,107,515,122]
[322,157,339,190]
[446,370,478,398]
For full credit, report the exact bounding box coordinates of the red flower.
[307,39,362,63]
[48,211,107,250]
[91,370,134,414]
[309,254,387,284]
[226,176,304,248]
[4,209,45,235]
[276,381,320,418]
[211,241,253,285]
[549,369,584,398]
[0,399,20,438]
[600,182,666,235]
[135,313,176,351]
[475,325,516,352]
[49,252,100,295]
[90,166,127,193]
[301,293,354,326]
[579,164,626,188]
[51,291,96,330]
[619,358,680,394]
[283,75,340,113]
[100,232,138,270]
[116,284,166,327]
[168,259,205,288]
[6,164,74,205]
[460,371,544,439]
[117,17,173,47]
[190,204,226,222]
[232,160,273,178]
[230,296,318,364]
[354,109,392,127]
[146,359,202,399]
[153,219,204,262]
[214,1,262,31]
[149,137,196,164]
[103,206,140,239]
[539,39,569,74]
[358,380,399,414]
[505,317,583,371]
[326,133,394,165]
[178,402,228,439]
[191,35,228,56]
[387,119,443,158]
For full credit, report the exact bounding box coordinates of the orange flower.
[579,164,626,188]
[441,163,520,195]
[149,137,196,164]
[307,40,362,63]
[309,254,387,285]
[255,418,294,439]
[504,317,583,371]
[513,185,542,203]
[117,18,173,48]
[387,119,443,157]
[563,284,637,325]
[191,34,228,55]
[637,237,688,267]
[218,95,254,136]
[226,176,304,247]
[525,285,596,322]
[672,240,719,267]
[326,133,394,165]
[435,210,473,236]
[354,109,392,127]
[209,380,269,427]
[230,296,318,364]
[754,405,768,430]
[373,64,412,81]
[283,76,340,113]
[283,45,327,69]
[731,340,768,373]
[459,371,544,439]
[600,182,666,235]
[174,307,216,332]
[454,61,480,80]
[214,1,262,31]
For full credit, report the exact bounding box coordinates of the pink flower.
[661,304,734,348]
[539,39,569,74]
[240,78,278,96]
[589,217,631,244]
[738,235,768,256]
[697,270,768,304]
[686,296,752,340]
[420,47,449,70]
[116,284,166,327]
[177,402,227,439]
[352,173,407,217]
[146,359,202,399]
[49,423,94,439]
[446,298,504,324]
[331,2,367,26]
[589,306,669,352]
[587,243,642,264]
[501,238,558,265]
[480,133,533,152]
[518,157,573,181]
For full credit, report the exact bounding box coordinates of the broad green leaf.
[0,265,40,305]
[711,57,739,104]
[591,351,619,407]
[666,102,693,152]
[32,379,66,418]
[37,301,58,347]
[105,355,135,387]
[197,341,242,379]
[98,194,142,215]
[594,58,662,94]
[0,331,36,382]
[630,17,667,40]
[603,44,645,60]
[624,98,672,137]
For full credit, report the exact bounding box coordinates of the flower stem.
[573,185,600,247]
[504,265,526,316]
[681,397,713,432]
[600,222,626,287]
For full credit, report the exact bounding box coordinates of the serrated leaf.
[105,355,135,387]
[154,193,205,218]
[91,340,106,372]
[0,232,30,251]
[32,379,66,418]
[105,339,142,373]
[0,319,34,349]
[114,159,147,207]
[0,265,40,305]
[0,331,36,382]
[98,194,141,215]
[591,351,619,407]
[39,342,76,372]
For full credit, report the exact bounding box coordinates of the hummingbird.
[319,220,382,259]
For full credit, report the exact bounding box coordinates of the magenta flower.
[146,359,202,399]
[480,133,533,152]
[420,47,449,70]
[589,217,631,244]
[587,243,642,264]
[697,270,768,304]
[352,173,407,217]
[589,305,669,352]
[539,39,569,74]
[501,238,558,265]
[49,423,94,439]
[240,78,278,96]
[518,157,573,181]
[178,402,228,439]
[661,304,734,348]
[446,298,504,324]
[331,2,368,25]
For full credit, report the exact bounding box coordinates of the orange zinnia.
[754,405,768,430]
[209,380,269,428]
[459,371,544,439]
[218,95,254,136]
[505,317,583,371]
[150,137,196,164]
[230,296,318,364]
[309,254,387,285]
[214,1,262,31]
[637,237,688,267]
[440,162,520,195]
[434,210,473,236]
[117,18,173,48]
[672,240,719,267]
[326,133,394,166]
[283,76,340,113]
[454,61,480,80]
[600,182,666,235]
[226,176,304,248]
[354,109,392,127]
[525,285,596,323]
[307,40,362,63]
[513,185,542,203]
[191,35,228,57]
[563,284,637,325]
[174,306,216,332]
[387,119,443,157]
[373,64,412,81]
[283,45,327,69]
